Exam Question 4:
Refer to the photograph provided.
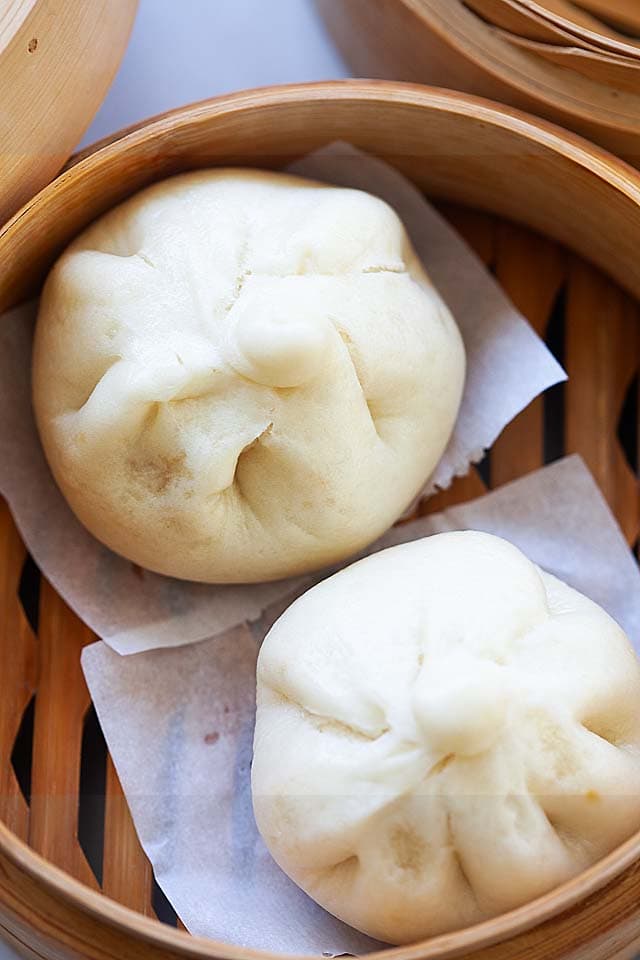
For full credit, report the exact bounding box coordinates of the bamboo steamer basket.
[315,0,640,166]
[576,0,640,34]
[518,0,640,39]
[518,1,640,55]
[0,0,138,227]
[463,0,628,45]
[470,0,640,56]
[2,81,640,960]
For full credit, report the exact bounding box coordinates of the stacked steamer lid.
[316,0,640,165]
[0,0,138,226]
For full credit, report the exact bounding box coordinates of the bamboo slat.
[421,205,495,516]
[0,499,36,841]
[565,259,640,544]
[491,224,566,486]
[102,758,155,917]
[28,579,99,890]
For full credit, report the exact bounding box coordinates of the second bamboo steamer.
[316,0,640,166]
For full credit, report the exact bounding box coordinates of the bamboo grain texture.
[464,0,580,43]
[0,500,36,843]
[520,0,627,37]
[103,758,155,918]
[0,0,137,227]
[522,0,640,56]
[576,0,640,33]
[496,35,640,96]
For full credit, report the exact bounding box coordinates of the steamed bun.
[33,170,465,583]
[252,531,640,943]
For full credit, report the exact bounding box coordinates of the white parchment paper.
[291,143,565,491]
[81,455,640,955]
[0,145,563,655]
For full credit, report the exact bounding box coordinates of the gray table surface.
[1,4,347,957]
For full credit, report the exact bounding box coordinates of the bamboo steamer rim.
[400,0,640,130]
[518,0,639,41]
[494,29,640,96]
[9,80,640,238]
[420,0,640,122]
[3,814,640,960]
[66,76,640,170]
[3,80,640,959]
[522,0,640,58]
[2,79,640,310]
